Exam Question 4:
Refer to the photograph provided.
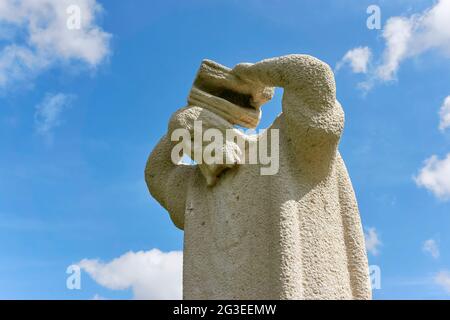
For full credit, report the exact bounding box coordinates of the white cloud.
[415,153,450,200]
[346,0,450,88]
[439,96,450,132]
[34,93,74,138]
[336,46,372,74]
[79,249,183,300]
[422,239,440,259]
[376,16,413,81]
[0,45,48,87]
[434,270,450,293]
[0,0,111,89]
[377,0,450,81]
[364,227,381,256]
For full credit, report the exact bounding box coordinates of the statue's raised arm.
[232,54,344,173]
[145,134,195,230]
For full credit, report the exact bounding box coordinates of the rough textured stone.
[188,59,274,128]
[145,54,372,300]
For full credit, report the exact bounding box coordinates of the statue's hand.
[231,63,256,82]
[231,63,274,107]
[169,106,242,187]
[198,138,242,186]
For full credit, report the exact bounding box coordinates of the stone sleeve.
[144,134,194,230]
[232,54,344,172]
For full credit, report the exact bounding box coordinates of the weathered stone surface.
[188,59,274,128]
[145,54,372,300]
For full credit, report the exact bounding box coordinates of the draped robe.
[145,55,372,299]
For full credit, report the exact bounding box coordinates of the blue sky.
[1,0,450,300]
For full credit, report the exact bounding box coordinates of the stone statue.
[145,54,372,299]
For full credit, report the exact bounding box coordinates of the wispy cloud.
[434,270,450,294]
[415,153,450,200]
[0,0,111,90]
[414,95,450,200]
[342,0,450,90]
[375,15,413,82]
[34,93,75,141]
[422,238,440,259]
[364,227,381,256]
[439,96,450,132]
[79,249,183,300]
[336,46,372,74]
[378,0,450,81]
